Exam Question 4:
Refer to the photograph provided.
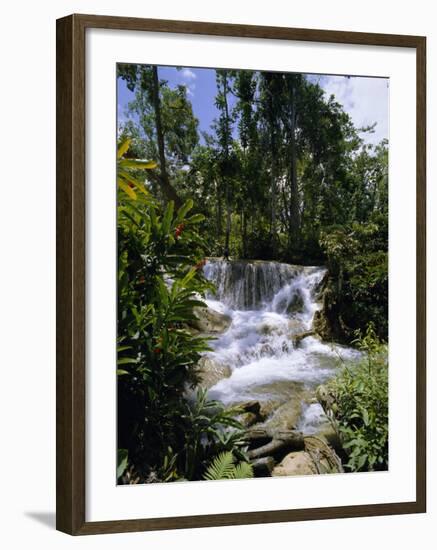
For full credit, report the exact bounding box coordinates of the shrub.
[318,219,388,343]
[116,139,248,482]
[323,325,388,472]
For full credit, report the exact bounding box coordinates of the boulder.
[239,400,262,416]
[233,401,264,427]
[272,452,318,477]
[264,400,302,432]
[191,306,232,334]
[314,423,342,454]
[237,412,259,428]
[197,356,231,390]
[253,380,306,419]
[286,291,304,314]
[271,436,343,477]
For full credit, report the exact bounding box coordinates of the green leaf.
[117,179,137,200]
[117,357,137,365]
[119,158,157,170]
[186,213,205,224]
[162,201,175,235]
[117,449,128,479]
[117,137,131,159]
[175,199,194,223]
[203,451,235,481]
[231,462,254,479]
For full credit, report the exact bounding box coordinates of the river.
[202,259,360,435]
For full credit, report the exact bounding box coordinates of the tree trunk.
[223,73,232,258]
[242,208,247,258]
[151,66,182,209]
[215,179,222,237]
[289,84,300,247]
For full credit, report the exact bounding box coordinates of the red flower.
[174,223,185,240]
[194,258,207,271]
[154,348,162,354]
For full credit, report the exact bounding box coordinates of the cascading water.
[202,259,360,433]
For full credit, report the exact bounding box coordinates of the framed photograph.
[56,14,426,535]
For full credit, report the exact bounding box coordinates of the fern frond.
[203,451,235,481]
[231,461,254,479]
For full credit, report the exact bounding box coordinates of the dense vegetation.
[116,64,389,480]
[117,140,252,482]
[118,65,388,342]
[318,326,388,471]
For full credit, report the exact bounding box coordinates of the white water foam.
[202,260,360,429]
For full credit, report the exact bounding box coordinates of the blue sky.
[117,66,388,146]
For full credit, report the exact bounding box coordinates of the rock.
[286,291,304,314]
[291,330,316,346]
[272,452,318,477]
[262,393,307,432]
[191,306,232,334]
[257,322,281,336]
[303,435,343,474]
[287,318,305,334]
[253,380,306,419]
[197,356,231,390]
[314,424,342,454]
[239,400,262,416]
[251,456,276,477]
[237,412,258,428]
[271,436,344,477]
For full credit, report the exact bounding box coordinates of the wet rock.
[252,381,306,419]
[192,306,232,334]
[260,383,310,432]
[291,330,316,346]
[235,401,264,427]
[257,322,282,336]
[264,399,303,432]
[197,356,231,390]
[286,291,304,314]
[237,412,259,428]
[239,400,262,416]
[287,318,305,334]
[272,452,318,477]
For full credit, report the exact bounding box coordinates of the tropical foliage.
[118,66,388,344]
[116,139,250,482]
[116,64,389,480]
[323,326,389,472]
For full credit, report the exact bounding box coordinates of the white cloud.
[313,75,389,146]
[181,68,197,81]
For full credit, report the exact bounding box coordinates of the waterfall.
[203,259,306,310]
[201,259,360,428]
